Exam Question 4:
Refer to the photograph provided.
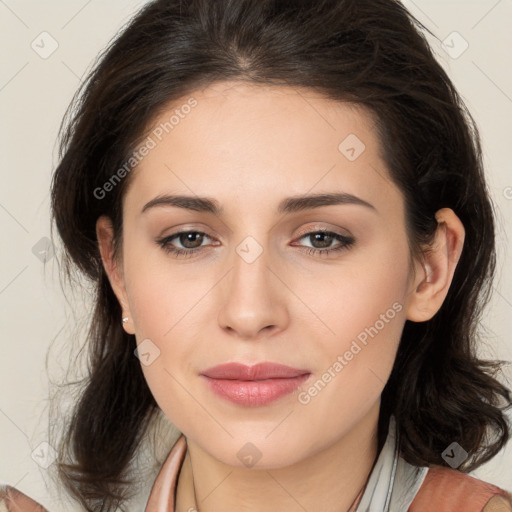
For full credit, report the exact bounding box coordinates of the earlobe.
[405,208,465,323]
[96,216,134,334]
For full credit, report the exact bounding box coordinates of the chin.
[197,431,310,469]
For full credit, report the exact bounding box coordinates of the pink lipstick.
[200,362,311,407]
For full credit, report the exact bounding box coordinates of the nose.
[216,239,289,340]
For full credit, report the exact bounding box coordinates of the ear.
[405,208,465,322]
[96,215,135,334]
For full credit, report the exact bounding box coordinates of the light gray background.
[0,1,511,510]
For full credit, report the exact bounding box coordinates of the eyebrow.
[140,192,377,216]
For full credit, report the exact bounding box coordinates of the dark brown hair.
[49,0,511,510]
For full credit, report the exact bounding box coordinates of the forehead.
[123,80,400,219]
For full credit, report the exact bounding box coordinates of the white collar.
[357,415,429,511]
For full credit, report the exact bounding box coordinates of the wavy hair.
[49,0,511,509]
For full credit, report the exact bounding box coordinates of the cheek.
[296,235,410,357]
[123,231,213,338]
[122,245,219,427]
[294,239,409,382]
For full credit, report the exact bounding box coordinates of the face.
[104,81,420,468]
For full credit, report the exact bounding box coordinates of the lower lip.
[201,374,311,407]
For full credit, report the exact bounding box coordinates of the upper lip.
[200,362,310,380]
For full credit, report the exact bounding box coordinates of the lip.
[200,362,311,407]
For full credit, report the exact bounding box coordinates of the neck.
[176,402,381,512]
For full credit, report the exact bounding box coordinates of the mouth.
[200,362,311,407]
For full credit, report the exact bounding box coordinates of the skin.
[97,81,465,512]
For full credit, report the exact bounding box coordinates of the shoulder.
[0,485,49,511]
[483,496,512,512]
[409,465,512,512]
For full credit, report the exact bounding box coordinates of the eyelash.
[156,229,355,259]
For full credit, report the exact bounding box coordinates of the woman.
[2,0,511,510]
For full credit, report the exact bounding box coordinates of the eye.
[292,229,355,257]
[156,230,214,258]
